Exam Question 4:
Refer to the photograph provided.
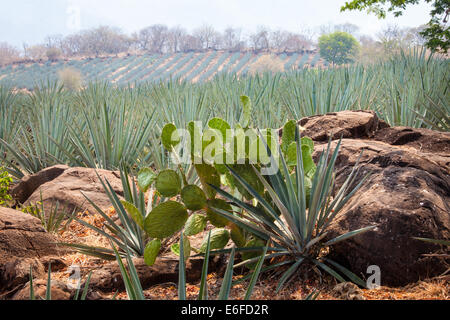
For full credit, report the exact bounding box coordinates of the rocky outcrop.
[303,111,450,286]
[12,166,123,215]
[0,207,64,295]
[299,110,389,141]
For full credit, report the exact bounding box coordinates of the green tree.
[341,0,449,52]
[318,31,360,65]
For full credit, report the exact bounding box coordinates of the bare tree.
[167,26,187,53]
[250,26,271,52]
[82,26,130,57]
[194,24,220,50]
[27,44,47,61]
[270,30,289,52]
[138,24,169,53]
[179,34,202,51]
[334,23,360,36]
[284,32,312,52]
[376,24,407,54]
[222,27,243,51]
[0,42,20,66]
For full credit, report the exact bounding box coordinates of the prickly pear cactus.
[126,96,317,264]
[144,201,188,239]
[155,169,181,197]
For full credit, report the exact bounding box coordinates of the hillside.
[0,51,326,89]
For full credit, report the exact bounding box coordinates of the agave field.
[0,50,325,90]
[0,47,448,301]
[0,48,448,180]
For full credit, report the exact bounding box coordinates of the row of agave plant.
[0,49,448,182]
[61,96,377,296]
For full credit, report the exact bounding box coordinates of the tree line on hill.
[0,22,429,66]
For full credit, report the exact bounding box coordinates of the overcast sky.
[0,0,433,47]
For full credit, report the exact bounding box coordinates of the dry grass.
[50,207,449,300]
[58,68,83,91]
[248,54,285,76]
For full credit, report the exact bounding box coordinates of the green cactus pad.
[155,169,181,198]
[144,239,161,266]
[144,201,188,239]
[184,214,207,236]
[241,237,266,269]
[121,200,144,229]
[207,198,232,228]
[170,234,191,261]
[181,185,207,211]
[137,167,157,192]
[281,120,297,154]
[199,228,230,253]
[230,223,246,247]
[195,164,221,199]
[161,123,180,151]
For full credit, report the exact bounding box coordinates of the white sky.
[0,0,433,47]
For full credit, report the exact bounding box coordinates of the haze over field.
[1,0,433,47]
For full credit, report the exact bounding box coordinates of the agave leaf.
[244,243,269,300]
[198,231,211,300]
[276,258,304,293]
[323,258,367,288]
[218,247,236,300]
[412,237,450,246]
[323,226,377,247]
[178,231,187,300]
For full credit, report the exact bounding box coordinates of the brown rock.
[0,207,63,264]
[89,255,224,292]
[331,282,365,300]
[298,110,389,142]
[0,207,64,294]
[12,279,71,300]
[315,139,450,286]
[374,126,450,155]
[0,258,44,297]
[22,167,123,215]
[11,165,68,204]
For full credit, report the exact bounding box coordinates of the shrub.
[248,54,284,75]
[58,68,83,91]
[0,167,12,206]
[46,47,62,62]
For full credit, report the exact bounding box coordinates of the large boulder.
[306,115,450,287]
[0,207,64,295]
[11,165,68,204]
[13,166,123,215]
[298,110,389,141]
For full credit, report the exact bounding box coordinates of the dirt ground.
[50,209,449,300]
